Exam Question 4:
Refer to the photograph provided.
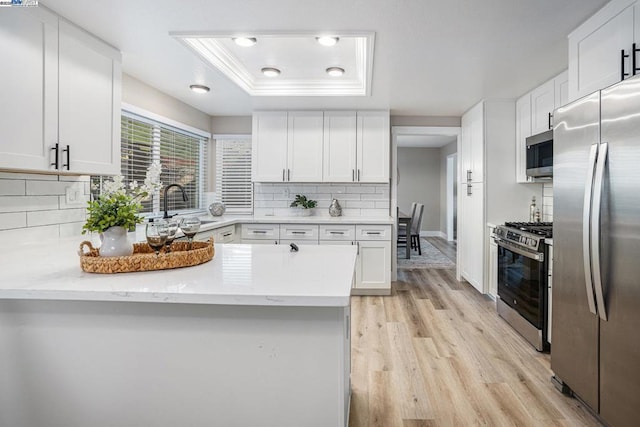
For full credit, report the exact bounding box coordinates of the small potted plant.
[289,194,317,217]
[83,162,162,256]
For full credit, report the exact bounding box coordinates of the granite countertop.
[0,240,357,307]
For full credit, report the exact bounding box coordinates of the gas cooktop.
[504,222,553,238]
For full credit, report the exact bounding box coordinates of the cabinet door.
[252,112,288,182]
[287,111,324,182]
[459,182,484,293]
[554,70,569,109]
[356,111,389,183]
[323,111,357,182]
[515,94,533,183]
[58,21,121,175]
[461,102,484,183]
[568,0,636,101]
[531,79,555,134]
[0,8,58,172]
[354,240,391,289]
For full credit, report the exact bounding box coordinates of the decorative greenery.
[290,194,317,209]
[82,162,162,234]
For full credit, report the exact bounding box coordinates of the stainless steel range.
[494,222,552,351]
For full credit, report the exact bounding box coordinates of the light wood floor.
[348,239,601,427]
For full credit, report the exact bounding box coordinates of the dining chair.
[410,203,425,255]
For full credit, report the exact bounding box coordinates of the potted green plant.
[290,194,317,216]
[83,162,162,256]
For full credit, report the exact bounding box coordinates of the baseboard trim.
[423,231,446,239]
[351,288,391,296]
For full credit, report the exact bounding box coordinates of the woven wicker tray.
[79,238,214,274]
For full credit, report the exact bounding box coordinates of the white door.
[0,8,58,172]
[515,93,533,183]
[58,21,121,175]
[356,111,389,183]
[323,111,357,182]
[461,102,484,183]
[354,240,391,289]
[531,79,555,135]
[459,182,484,293]
[252,112,288,182]
[287,111,324,182]
[568,0,636,101]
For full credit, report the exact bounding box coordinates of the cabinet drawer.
[241,224,280,240]
[355,225,391,241]
[319,225,356,241]
[216,225,236,243]
[279,224,319,241]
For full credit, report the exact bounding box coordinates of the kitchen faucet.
[163,184,189,219]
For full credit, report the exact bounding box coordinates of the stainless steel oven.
[494,222,552,351]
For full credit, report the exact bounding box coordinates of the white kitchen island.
[0,241,357,427]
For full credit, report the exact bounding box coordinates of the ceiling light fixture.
[316,36,339,47]
[326,67,345,77]
[189,84,210,93]
[233,37,257,47]
[261,67,281,77]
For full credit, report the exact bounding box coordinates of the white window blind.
[119,111,209,215]
[215,137,252,214]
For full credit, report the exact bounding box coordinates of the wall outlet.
[283,188,290,198]
[65,185,82,204]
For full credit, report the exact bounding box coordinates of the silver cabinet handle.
[223,233,232,237]
[582,143,599,316]
[466,169,472,182]
[282,169,285,182]
[352,169,355,182]
[357,169,360,181]
[291,231,306,235]
[287,169,290,181]
[329,231,345,235]
[366,231,381,235]
[467,184,472,196]
[356,241,360,255]
[592,142,608,321]
[252,230,267,234]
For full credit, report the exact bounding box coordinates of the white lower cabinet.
[241,224,280,242]
[354,240,391,291]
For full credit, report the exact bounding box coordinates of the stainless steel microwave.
[526,129,553,178]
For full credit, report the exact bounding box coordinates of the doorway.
[390,126,460,279]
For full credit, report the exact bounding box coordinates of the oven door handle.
[494,238,544,262]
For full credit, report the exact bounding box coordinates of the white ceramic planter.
[99,226,134,257]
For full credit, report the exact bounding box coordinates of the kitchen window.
[214,136,253,214]
[92,106,210,215]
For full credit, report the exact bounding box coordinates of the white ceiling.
[43,0,609,117]
[397,134,457,148]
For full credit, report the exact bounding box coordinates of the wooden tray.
[79,238,214,274]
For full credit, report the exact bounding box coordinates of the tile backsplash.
[0,172,90,242]
[253,183,390,217]
[542,182,553,222]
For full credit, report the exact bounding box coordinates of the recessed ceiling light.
[316,36,339,47]
[261,67,281,77]
[189,84,210,93]
[233,37,257,47]
[326,67,345,77]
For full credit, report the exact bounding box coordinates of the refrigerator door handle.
[583,143,599,316]
[592,142,608,321]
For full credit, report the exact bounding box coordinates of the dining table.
[398,210,412,259]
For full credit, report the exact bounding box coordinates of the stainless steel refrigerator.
[552,74,640,426]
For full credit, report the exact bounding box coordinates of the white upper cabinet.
[356,111,390,183]
[58,21,121,176]
[568,0,638,102]
[460,102,484,184]
[253,110,389,183]
[287,111,324,182]
[531,79,555,135]
[0,8,57,172]
[323,111,357,182]
[0,7,121,176]
[515,93,533,183]
[252,112,288,182]
[555,70,569,108]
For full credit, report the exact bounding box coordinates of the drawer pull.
[291,231,306,235]
[223,233,232,237]
[252,230,267,234]
[329,231,345,235]
[366,231,381,235]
